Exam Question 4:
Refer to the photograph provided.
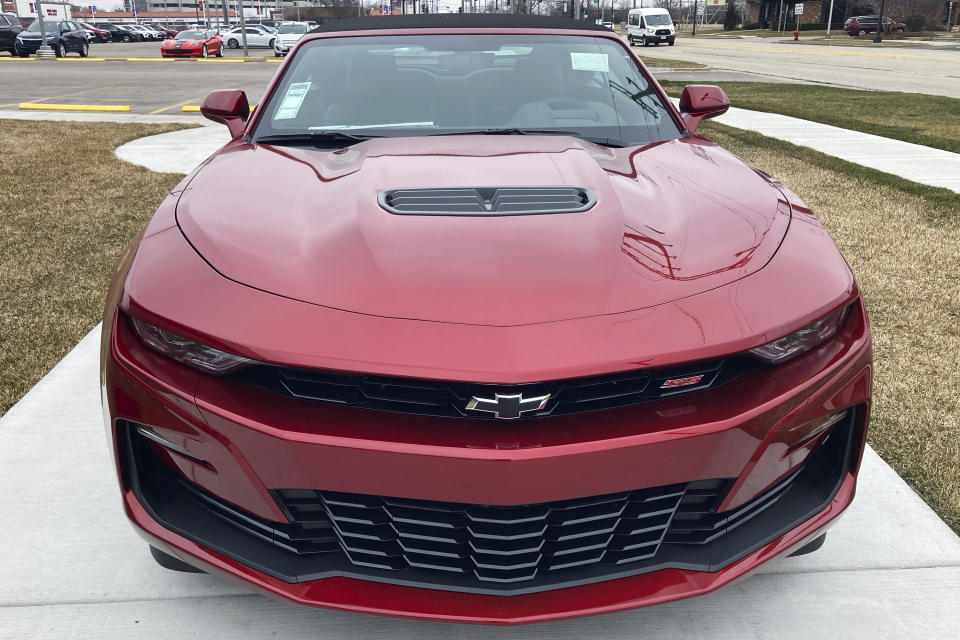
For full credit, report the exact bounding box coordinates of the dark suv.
[15,20,89,57]
[93,21,134,42]
[843,15,906,36]
[0,13,24,55]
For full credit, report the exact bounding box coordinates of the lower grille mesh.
[276,480,726,584]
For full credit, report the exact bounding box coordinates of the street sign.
[706,0,726,5]
[794,2,803,14]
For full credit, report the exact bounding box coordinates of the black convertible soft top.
[311,14,613,34]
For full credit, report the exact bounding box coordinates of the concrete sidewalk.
[712,107,960,193]
[1,327,958,639]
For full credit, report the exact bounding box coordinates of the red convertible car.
[103,14,872,624]
[160,29,222,57]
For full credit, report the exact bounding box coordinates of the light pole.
[692,0,698,35]
[237,0,249,56]
[825,0,834,38]
[873,0,885,42]
[34,0,55,58]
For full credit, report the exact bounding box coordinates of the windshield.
[26,21,56,32]
[254,34,682,147]
[644,14,672,26]
[177,31,207,39]
[278,24,307,34]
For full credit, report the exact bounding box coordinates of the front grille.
[126,408,859,593]
[275,482,723,584]
[379,187,596,216]
[656,29,671,35]
[249,357,746,419]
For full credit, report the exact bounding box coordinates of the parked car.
[113,24,144,41]
[92,22,130,42]
[144,24,177,39]
[104,14,873,624]
[78,21,110,43]
[15,19,89,57]
[0,12,24,55]
[272,21,307,57]
[627,7,676,46]
[219,24,275,49]
[842,15,906,36]
[128,24,160,40]
[161,29,222,58]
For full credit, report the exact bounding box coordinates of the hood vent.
[379,187,596,217]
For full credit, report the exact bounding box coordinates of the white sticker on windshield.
[274,81,311,120]
[570,52,609,73]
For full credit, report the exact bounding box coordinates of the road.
[3,36,960,114]
[0,43,279,114]
[637,36,960,98]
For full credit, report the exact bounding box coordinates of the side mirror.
[678,84,729,133]
[200,89,249,139]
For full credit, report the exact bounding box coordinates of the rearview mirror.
[200,89,250,139]
[678,85,729,133]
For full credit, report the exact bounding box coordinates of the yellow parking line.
[2,86,106,109]
[195,57,245,62]
[59,57,107,61]
[182,105,256,112]
[0,57,33,60]
[19,103,131,112]
[123,57,174,62]
[150,95,206,115]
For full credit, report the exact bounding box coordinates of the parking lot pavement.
[634,38,960,98]
[0,326,958,639]
[0,58,278,114]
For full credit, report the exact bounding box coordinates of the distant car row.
[1,13,313,58]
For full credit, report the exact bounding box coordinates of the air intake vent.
[379,187,596,216]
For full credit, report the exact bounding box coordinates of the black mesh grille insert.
[379,187,596,216]
[276,481,725,583]
[248,358,748,419]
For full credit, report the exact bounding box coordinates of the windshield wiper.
[254,131,382,148]
[428,128,626,148]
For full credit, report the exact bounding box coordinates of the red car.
[843,15,906,36]
[160,29,222,57]
[103,14,872,624]
[78,21,110,43]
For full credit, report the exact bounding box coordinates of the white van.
[627,8,676,47]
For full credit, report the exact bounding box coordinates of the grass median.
[1,118,957,533]
[659,81,960,155]
[0,119,187,415]
[699,120,960,532]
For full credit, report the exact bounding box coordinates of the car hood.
[176,135,791,326]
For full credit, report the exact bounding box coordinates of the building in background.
[12,0,72,20]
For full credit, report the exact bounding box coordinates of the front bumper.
[104,290,871,623]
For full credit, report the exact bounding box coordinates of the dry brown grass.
[701,121,960,532]
[0,120,187,415]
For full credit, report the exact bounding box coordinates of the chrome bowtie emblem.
[465,393,551,419]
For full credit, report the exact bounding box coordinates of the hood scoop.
[379,187,596,217]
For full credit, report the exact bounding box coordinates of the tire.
[268,38,275,49]
[201,44,207,58]
[215,45,223,57]
[122,34,131,42]
[149,546,206,573]
[857,29,866,36]
[18,49,28,57]
[895,27,904,33]
[228,38,238,49]
[628,36,634,46]
[787,533,827,557]
[668,38,675,46]
[79,41,88,57]
[274,51,281,57]
[55,42,65,57]
[642,38,650,47]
